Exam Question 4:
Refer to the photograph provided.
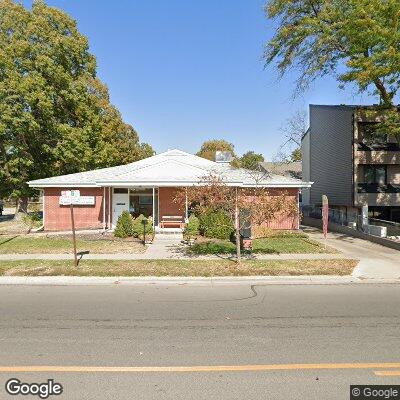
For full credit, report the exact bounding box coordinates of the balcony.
[356,150,400,165]
[357,183,400,194]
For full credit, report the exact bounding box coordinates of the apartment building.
[302,105,400,222]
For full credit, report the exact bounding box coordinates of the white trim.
[42,189,45,229]
[103,187,106,231]
[152,187,155,228]
[108,187,111,228]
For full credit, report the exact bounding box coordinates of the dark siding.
[309,105,354,206]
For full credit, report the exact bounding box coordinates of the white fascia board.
[94,180,312,188]
[28,182,97,188]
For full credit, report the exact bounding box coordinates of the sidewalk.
[304,227,400,279]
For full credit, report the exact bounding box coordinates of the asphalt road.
[0,283,400,399]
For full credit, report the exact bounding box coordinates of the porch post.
[108,187,111,228]
[103,187,106,231]
[185,187,188,222]
[152,187,155,228]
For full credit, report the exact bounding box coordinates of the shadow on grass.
[0,235,19,246]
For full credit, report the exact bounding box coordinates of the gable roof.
[28,149,311,188]
[260,161,302,180]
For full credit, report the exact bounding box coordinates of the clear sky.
[25,0,382,159]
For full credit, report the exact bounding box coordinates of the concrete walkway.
[304,227,400,279]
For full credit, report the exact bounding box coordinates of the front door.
[112,192,129,228]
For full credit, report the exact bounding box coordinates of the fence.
[302,205,400,238]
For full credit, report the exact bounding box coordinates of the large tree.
[264,0,400,107]
[196,139,236,161]
[239,151,265,170]
[0,0,153,211]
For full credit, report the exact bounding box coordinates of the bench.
[160,215,184,229]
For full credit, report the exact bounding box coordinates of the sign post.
[322,195,329,248]
[142,218,148,245]
[61,190,80,268]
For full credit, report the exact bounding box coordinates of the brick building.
[28,149,311,231]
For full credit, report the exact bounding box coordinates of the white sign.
[61,190,80,198]
[59,195,95,206]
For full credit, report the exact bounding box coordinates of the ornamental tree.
[175,173,297,263]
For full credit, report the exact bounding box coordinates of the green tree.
[264,0,400,106]
[290,148,301,162]
[239,151,265,170]
[0,0,153,212]
[196,139,236,161]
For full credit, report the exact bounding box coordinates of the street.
[0,283,400,399]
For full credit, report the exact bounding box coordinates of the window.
[364,165,387,184]
[139,195,153,205]
[114,188,128,193]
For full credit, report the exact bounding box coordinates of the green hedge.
[114,211,134,238]
[198,210,234,240]
[184,215,200,237]
[132,214,154,238]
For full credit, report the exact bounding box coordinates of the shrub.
[199,210,234,240]
[184,215,200,238]
[188,239,236,254]
[132,214,154,238]
[22,212,43,231]
[114,211,134,238]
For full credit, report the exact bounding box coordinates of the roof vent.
[215,151,233,163]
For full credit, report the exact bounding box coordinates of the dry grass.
[0,259,358,277]
[0,234,145,254]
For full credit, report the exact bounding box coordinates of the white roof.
[28,149,312,188]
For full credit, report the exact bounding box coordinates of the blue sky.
[26,0,381,159]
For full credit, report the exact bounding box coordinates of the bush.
[199,210,234,240]
[114,211,134,238]
[22,212,43,230]
[132,214,154,238]
[184,215,200,238]
[188,239,236,254]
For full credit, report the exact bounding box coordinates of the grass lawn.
[0,234,145,254]
[188,232,336,255]
[0,259,358,277]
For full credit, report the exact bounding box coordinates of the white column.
[108,187,111,229]
[152,187,155,228]
[103,187,106,231]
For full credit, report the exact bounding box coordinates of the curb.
[0,275,399,286]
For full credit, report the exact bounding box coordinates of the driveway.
[304,226,400,279]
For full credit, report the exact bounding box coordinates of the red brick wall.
[44,187,108,231]
[158,187,184,226]
[246,188,300,230]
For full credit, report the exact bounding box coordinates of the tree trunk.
[234,187,241,264]
[373,78,393,107]
[15,197,29,217]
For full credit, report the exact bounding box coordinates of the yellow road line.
[1,363,400,373]
[374,370,400,377]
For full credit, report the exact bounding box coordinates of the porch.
[109,187,188,230]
